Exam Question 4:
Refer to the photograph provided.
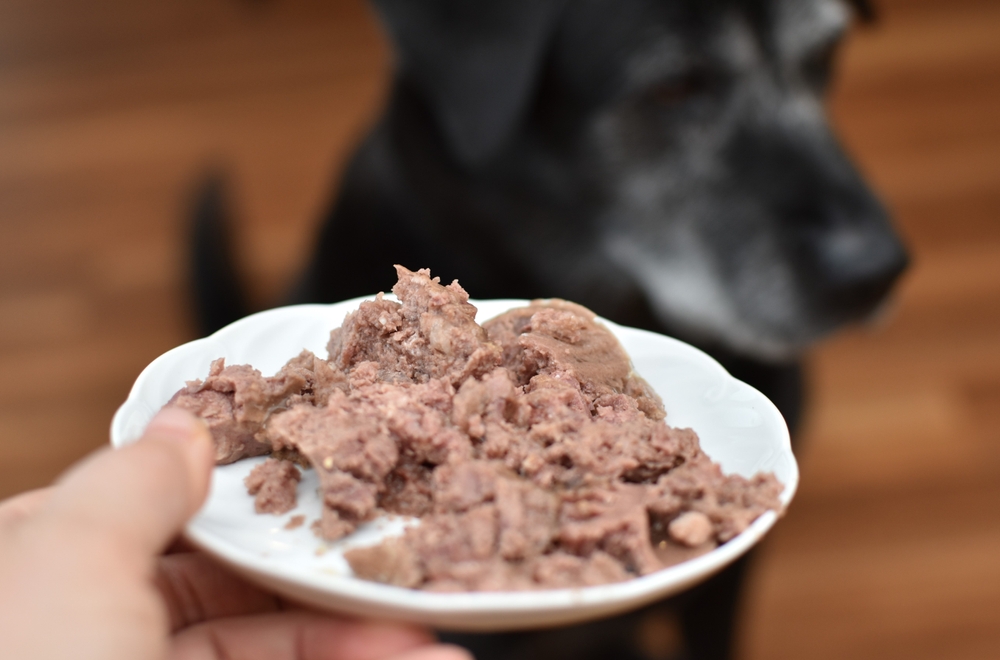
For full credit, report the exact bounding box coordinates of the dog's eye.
[802,41,839,92]
[646,72,712,108]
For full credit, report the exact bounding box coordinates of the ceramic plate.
[111,297,798,631]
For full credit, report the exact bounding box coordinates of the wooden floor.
[1,1,997,658]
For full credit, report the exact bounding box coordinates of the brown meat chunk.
[265,375,478,540]
[266,392,399,540]
[166,351,345,465]
[668,511,714,547]
[379,463,435,517]
[284,515,306,530]
[558,484,662,576]
[167,360,300,464]
[344,537,423,588]
[244,458,301,514]
[649,454,782,543]
[432,460,502,513]
[279,350,350,407]
[484,301,664,419]
[423,558,536,592]
[328,266,501,386]
[530,551,631,588]
[405,504,500,586]
[496,477,558,561]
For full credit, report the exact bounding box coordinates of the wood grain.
[0,0,997,658]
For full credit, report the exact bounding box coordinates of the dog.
[193,0,907,657]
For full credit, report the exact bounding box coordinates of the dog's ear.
[372,0,566,166]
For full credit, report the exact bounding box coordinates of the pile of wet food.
[166,266,782,591]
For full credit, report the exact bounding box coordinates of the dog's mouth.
[603,228,908,361]
[602,234,803,360]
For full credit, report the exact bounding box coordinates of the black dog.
[194,0,907,658]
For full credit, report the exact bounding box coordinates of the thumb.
[40,407,214,561]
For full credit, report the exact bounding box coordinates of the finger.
[386,646,474,660]
[169,612,439,660]
[157,552,281,632]
[38,407,215,562]
[0,488,51,529]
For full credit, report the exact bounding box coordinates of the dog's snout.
[800,201,909,322]
[741,123,911,328]
[813,223,909,316]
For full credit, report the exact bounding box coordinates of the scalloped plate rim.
[110,296,798,630]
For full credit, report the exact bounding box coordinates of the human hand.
[0,408,472,660]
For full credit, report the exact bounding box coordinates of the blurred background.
[0,0,997,658]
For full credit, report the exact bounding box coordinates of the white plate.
[111,296,798,632]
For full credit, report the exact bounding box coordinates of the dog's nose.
[811,221,909,319]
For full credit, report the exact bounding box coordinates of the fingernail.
[146,407,206,444]
[144,408,215,512]
[146,407,214,475]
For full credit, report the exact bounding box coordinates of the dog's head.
[374,0,908,360]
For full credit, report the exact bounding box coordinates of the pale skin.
[0,408,473,660]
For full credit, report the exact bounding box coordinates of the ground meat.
[244,458,301,514]
[530,551,631,588]
[164,265,783,591]
[327,265,501,386]
[668,511,714,547]
[285,515,306,530]
[483,301,665,420]
[344,537,423,588]
[648,454,784,542]
[166,350,345,464]
[557,483,662,576]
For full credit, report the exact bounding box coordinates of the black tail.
[188,173,251,337]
